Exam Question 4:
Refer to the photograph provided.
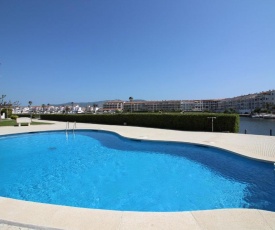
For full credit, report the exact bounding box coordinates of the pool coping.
[0,120,275,230]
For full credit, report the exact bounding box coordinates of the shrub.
[10,115,19,120]
[1,108,12,118]
[40,113,239,133]
[15,114,39,119]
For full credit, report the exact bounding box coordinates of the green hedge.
[10,115,19,120]
[40,113,239,133]
[14,114,40,119]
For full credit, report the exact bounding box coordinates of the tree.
[265,102,271,113]
[65,106,70,114]
[93,103,98,113]
[224,108,237,114]
[28,101,33,119]
[129,96,133,113]
[12,101,20,116]
[42,104,46,113]
[0,95,7,121]
[254,107,261,114]
[0,95,18,121]
[71,102,74,113]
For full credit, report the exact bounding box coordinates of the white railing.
[66,121,76,132]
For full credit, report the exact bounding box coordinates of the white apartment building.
[202,100,219,112]
[122,90,274,113]
[145,100,182,112]
[123,100,219,112]
[217,90,275,113]
[123,101,146,112]
[103,100,124,111]
[123,100,183,112]
[181,100,203,112]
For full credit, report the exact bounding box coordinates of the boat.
[263,114,275,119]
[251,114,263,118]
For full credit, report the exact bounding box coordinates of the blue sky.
[1,0,275,105]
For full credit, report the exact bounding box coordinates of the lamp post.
[207,117,216,132]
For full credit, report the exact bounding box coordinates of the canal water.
[239,117,275,136]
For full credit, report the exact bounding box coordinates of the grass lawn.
[0,119,53,127]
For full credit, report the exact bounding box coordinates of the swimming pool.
[0,130,274,212]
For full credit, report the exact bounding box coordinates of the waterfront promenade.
[0,120,275,229]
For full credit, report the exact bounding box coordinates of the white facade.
[217,90,275,113]
[103,100,124,111]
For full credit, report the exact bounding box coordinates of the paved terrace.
[0,120,275,230]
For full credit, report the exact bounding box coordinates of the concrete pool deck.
[0,120,275,230]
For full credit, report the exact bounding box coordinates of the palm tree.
[42,104,45,113]
[93,103,98,113]
[129,97,133,113]
[71,102,74,113]
[65,106,70,114]
[6,100,12,118]
[28,101,32,119]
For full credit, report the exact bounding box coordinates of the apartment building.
[123,100,183,112]
[217,90,275,113]
[202,100,219,112]
[143,101,161,112]
[146,100,182,112]
[181,100,202,112]
[103,100,124,111]
[123,101,146,112]
[122,90,275,113]
[123,100,219,112]
[181,100,220,112]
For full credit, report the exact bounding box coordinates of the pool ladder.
[66,121,76,132]
[73,121,76,132]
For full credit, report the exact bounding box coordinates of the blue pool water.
[0,130,274,212]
